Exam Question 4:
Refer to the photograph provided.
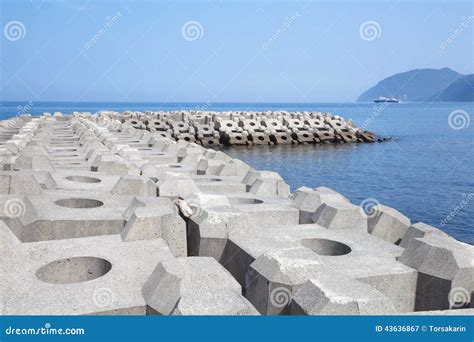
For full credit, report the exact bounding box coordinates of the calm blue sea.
[1,101,473,244]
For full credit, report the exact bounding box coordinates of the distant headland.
[357,67,473,102]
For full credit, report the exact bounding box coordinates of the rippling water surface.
[1,101,473,244]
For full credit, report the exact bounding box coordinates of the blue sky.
[0,0,472,102]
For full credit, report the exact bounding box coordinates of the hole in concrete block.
[55,198,104,208]
[65,176,102,183]
[168,165,182,168]
[300,238,351,256]
[230,197,264,205]
[36,257,112,284]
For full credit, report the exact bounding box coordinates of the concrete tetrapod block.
[192,175,247,194]
[368,204,411,244]
[290,273,397,315]
[111,176,157,197]
[50,171,118,192]
[399,222,449,248]
[187,195,298,260]
[291,186,349,223]
[399,234,474,310]
[244,171,290,197]
[96,157,141,176]
[187,206,238,258]
[222,223,415,312]
[197,158,226,175]
[0,222,174,315]
[326,259,417,313]
[183,192,232,210]
[171,289,259,315]
[143,257,257,315]
[0,173,43,194]
[216,160,252,178]
[122,206,187,257]
[0,221,22,263]
[312,201,368,231]
[245,247,324,315]
[0,190,137,242]
[157,175,200,198]
[222,232,298,288]
[12,154,54,171]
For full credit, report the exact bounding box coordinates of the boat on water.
[373,96,400,103]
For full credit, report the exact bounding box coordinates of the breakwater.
[0,112,472,315]
[99,110,378,146]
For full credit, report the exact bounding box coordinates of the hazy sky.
[1,0,472,102]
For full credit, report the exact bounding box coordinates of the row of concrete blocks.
[0,113,472,316]
[92,111,377,146]
[120,110,355,124]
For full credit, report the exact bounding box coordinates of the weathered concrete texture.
[0,113,472,317]
[399,222,449,248]
[368,204,411,244]
[111,176,157,197]
[186,194,299,260]
[121,205,186,257]
[171,289,259,315]
[143,257,258,315]
[0,221,174,315]
[231,224,415,314]
[399,234,474,310]
[291,274,397,315]
[291,186,349,223]
[312,201,368,231]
